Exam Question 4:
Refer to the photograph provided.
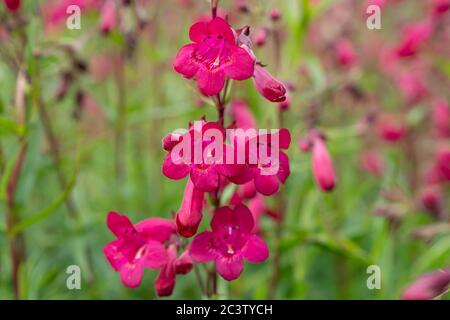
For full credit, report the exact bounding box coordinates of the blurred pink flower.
[402,269,450,300]
[253,27,269,47]
[397,73,428,105]
[230,100,256,129]
[189,205,269,281]
[360,150,384,176]
[432,0,450,16]
[432,98,450,138]
[335,39,358,67]
[103,212,175,288]
[176,178,205,238]
[3,0,20,12]
[173,17,255,96]
[253,65,287,102]
[396,21,433,58]
[419,186,442,218]
[311,135,336,192]
[377,115,406,142]
[99,0,119,34]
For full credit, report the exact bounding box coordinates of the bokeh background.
[0,0,449,299]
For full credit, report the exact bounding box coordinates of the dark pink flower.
[173,17,255,96]
[419,186,442,218]
[162,121,242,192]
[229,128,291,196]
[269,8,282,21]
[435,149,450,182]
[432,98,450,138]
[155,245,193,296]
[253,65,287,102]
[396,21,433,58]
[176,178,205,238]
[4,0,20,11]
[432,0,450,16]
[230,100,256,129]
[335,39,358,67]
[100,0,119,35]
[377,115,406,142]
[103,212,175,288]
[311,135,336,192]
[189,205,269,281]
[402,269,450,300]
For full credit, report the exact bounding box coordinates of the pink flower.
[4,0,20,11]
[435,149,450,182]
[229,128,291,196]
[103,212,175,288]
[432,98,450,138]
[155,245,193,296]
[162,121,242,192]
[189,205,269,281]
[100,0,119,35]
[253,65,287,102]
[432,0,450,16]
[253,27,268,47]
[335,39,358,67]
[269,8,282,21]
[402,269,450,300]
[396,21,433,58]
[377,115,406,142]
[311,135,336,192]
[397,73,428,105]
[42,0,102,28]
[176,178,205,238]
[230,100,256,129]
[173,17,255,96]
[359,150,384,176]
[419,186,442,218]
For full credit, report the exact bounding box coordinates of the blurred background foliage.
[0,0,449,299]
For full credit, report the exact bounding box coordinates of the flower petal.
[277,151,290,184]
[208,17,236,44]
[189,231,216,263]
[162,153,190,180]
[107,211,135,238]
[119,261,144,288]
[242,234,269,263]
[215,255,244,281]
[189,21,208,42]
[135,218,176,243]
[190,166,219,192]
[142,240,168,269]
[211,205,254,234]
[196,68,225,96]
[254,173,279,196]
[104,240,126,271]
[173,44,199,79]
[224,46,255,80]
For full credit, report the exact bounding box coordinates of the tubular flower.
[402,269,450,300]
[189,205,269,281]
[173,17,255,96]
[176,178,205,238]
[103,212,175,288]
[311,134,336,192]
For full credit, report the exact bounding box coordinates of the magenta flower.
[253,65,287,103]
[189,205,269,281]
[103,212,175,288]
[99,0,118,35]
[162,121,242,192]
[155,245,193,297]
[253,27,269,47]
[396,21,433,58]
[4,0,20,11]
[173,17,255,96]
[311,135,336,192]
[229,128,291,196]
[432,98,450,138]
[433,0,450,16]
[376,115,406,142]
[176,178,205,238]
[335,39,358,67]
[402,269,450,300]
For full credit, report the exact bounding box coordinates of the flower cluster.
[104,5,291,297]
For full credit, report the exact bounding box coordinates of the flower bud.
[253,65,286,103]
[4,0,20,12]
[176,178,205,237]
[312,135,336,192]
[402,269,450,300]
